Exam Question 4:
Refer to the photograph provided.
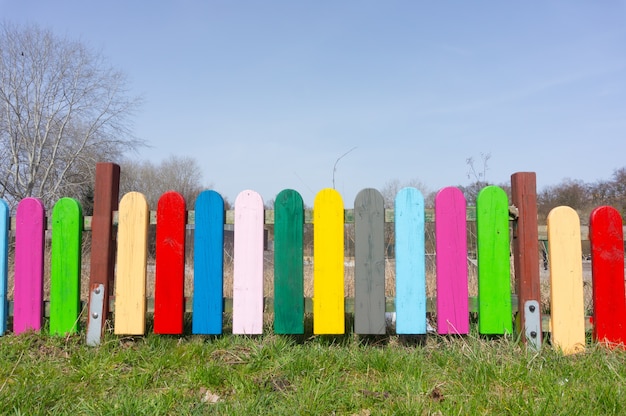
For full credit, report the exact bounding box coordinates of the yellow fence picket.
[547,206,585,355]
[313,188,345,334]
[114,192,149,335]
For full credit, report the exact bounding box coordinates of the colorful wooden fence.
[1,165,625,355]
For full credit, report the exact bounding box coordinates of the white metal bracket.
[524,300,541,351]
[86,284,105,346]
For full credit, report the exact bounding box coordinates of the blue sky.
[2,1,626,207]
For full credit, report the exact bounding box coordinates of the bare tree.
[119,155,207,208]
[593,167,626,216]
[538,178,593,223]
[0,22,142,209]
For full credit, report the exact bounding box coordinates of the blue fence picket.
[395,188,426,335]
[192,190,224,335]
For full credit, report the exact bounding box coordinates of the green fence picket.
[50,198,83,335]
[274,189,304,334]
[476,186,512,334]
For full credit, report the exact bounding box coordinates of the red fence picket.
[590,206,626,346]
[154,191,187,334]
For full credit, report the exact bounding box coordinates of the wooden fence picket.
[435,187,469,335]
[233,190,264,335]
[154,191,187,335]
[354,188,385,335]
[589,206,626,345]
[314,188,345,334]
[114,192,149,335]
[395,187,426,335]
[476,186,512,334]
[192,190,224,335]
[50,198,83,335]
[0,200,8,336]
[13,198,45,334]
[548,206,585,355]
[274,189,304,334]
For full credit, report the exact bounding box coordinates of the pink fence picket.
[435,187,469,335]
[232,190,264,335]
[13,198,46,334]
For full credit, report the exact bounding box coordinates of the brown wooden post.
[511,172,541,345]
[86,163,120,345]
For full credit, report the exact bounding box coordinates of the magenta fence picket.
[435,187,469,335]
[13,198,45,334]
[0,167,624,354]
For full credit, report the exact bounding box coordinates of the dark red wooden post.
[86,163,120,345]
[511,172,541,344]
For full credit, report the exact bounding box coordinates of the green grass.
[1,329,626,415]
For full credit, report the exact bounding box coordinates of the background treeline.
[535,168,626,224]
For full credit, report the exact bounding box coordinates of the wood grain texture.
[274,189,304,334]
[233,190,265,334]
[192,190,224,335]
[87,162,120,341]
[354,188,385,335]
[50,198,83,335]
[114,192,149,335]
[13,198,45,334]
[590,206,626,345]
[435,187,469,335]
[476,186,512,334]
[0,200,8,336]
[313,188,345,334]
[395,187,426,335]
[154,191,186,334]
[548,206,585,355]
[510,172,541,343]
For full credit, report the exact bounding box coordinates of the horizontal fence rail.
[0,165,624,355]
[8,211,624,243]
